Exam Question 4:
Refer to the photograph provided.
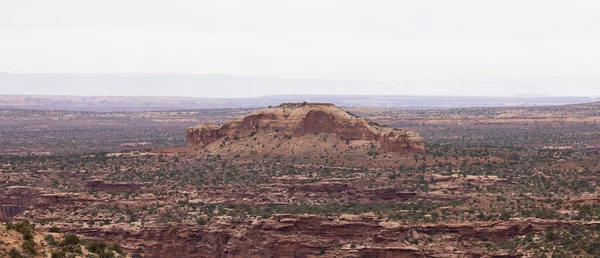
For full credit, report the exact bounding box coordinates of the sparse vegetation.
[3,103,600,256]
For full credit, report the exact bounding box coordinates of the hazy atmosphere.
[5,2,600,258]
[2,0,600,97]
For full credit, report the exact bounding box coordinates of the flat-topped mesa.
[186,103,424,153]
[277,102,335,108]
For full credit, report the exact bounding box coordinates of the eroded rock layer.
[186,103,424,153]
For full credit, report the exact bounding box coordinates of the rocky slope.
[186,103,424,153]
[41,214,577,258]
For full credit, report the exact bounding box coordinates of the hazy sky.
[1,0,600,96]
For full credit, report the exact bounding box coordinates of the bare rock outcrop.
[58,215,571,257]
[185,123,221,147]
[186,103,424,153]
[0,186,41,221]
[379,130,424,153]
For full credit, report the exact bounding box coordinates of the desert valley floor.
[2,102,600,257]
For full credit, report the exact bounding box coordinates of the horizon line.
[0,93,597,99]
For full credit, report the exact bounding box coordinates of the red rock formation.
[379,130,425,153]
[58,215,572,257]
[0,186,41,221]
[185,123,221,147]
[186,103,425,153]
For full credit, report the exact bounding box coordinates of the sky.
[1,0,600,97]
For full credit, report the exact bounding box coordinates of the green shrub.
[196,217,208,225]
[21,239,37,254]
[7,221,35,239]
[61,233,80,246]
[86,241,108,254]
[85,240,122,257]
[22,229,33,241]
[8,247,25,258]
[50,250,66,258]
[109,243,124,254]
[45,234,57,245]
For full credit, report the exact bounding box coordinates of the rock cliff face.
[0,186,40,221]
[60,215,569,258]
[379,130,424,153]
[185,123,221,147]
[186,103,424,153]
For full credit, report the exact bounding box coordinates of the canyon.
[3,102,600,257]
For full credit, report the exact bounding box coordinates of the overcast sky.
[1,0,600,97]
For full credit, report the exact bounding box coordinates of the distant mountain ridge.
[1,72,599,99]
[0,72,597,110]
[0,94,596,111]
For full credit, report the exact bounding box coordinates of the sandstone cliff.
[186,103,424,153]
